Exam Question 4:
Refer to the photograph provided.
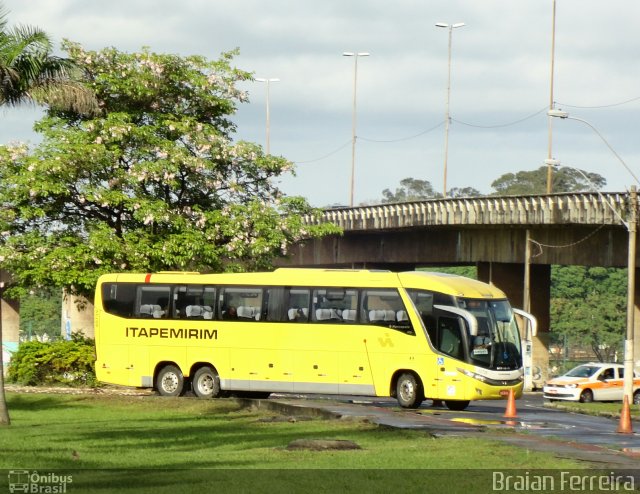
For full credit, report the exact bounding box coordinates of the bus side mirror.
[513,308,537,338]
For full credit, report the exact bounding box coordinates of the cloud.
[3,0,640,205]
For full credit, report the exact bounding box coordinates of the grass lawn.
[0,392,589,493]
[545,400,640,419]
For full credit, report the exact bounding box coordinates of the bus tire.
[192,366,221,399]
[156,364,184,397]
[444,400,470,411]
[396,372,423,409]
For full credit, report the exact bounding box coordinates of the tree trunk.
[0,286,10,425]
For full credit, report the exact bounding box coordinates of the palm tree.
[0,3,98,114]
[0,3,98,426]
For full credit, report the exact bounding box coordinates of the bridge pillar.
[477,262,550,389]
[60,291,95,339]
[1,270,20,370]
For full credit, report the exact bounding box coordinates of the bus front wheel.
[192,366,221,399]
[444,400,470,411]
[156,364,184,397]
[396,372,423,409]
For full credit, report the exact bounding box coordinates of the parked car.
[543,362,640,404]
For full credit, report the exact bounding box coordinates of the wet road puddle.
[449,417,575,429]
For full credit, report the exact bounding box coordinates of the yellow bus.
[94,268,535,410]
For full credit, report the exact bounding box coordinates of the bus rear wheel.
[156,364,184,397]
[192,366,221,399]
[396,372,424,409]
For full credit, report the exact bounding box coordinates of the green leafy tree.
[447,187,481,198]
[550,266,626,362]
[19,288,61,341]
[0,42,338,299]
[491,166,606,196]
[381,178,480,204]
[382,177,440,203]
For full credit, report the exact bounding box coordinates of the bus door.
[430,306,477,400]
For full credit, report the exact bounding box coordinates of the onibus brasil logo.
[8,471,73,493]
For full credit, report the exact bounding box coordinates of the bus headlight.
[457,367,522,386]
[458,368,486,382]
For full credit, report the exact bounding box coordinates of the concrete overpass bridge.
[281,191,640,386]
[3,191,637,388]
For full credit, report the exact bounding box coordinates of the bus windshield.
[456,298,522,371]
[406,289,522,371]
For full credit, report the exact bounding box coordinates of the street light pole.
[436,22,465,198]
[546,0,557,194]
[625,186,637,403]
[548,109,639,408]
[255,78,280,155]
[343,52,369,207]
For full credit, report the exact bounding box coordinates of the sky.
[3,0,640,207]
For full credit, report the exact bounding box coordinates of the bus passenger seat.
[237,306,256,319]
[186,305,204,318]
[369,310,395,322]
[140,304,163,318]
[139,304,154,317]
[202,306,213,320]
[315,308,332,321]
[396,310,408,322]
[342,309,356,321]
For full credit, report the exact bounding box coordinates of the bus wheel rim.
[198,375,214,394]
[401,381,414,401]
[162,373,179,393]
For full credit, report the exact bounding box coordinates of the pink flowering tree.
[0,42,338,298]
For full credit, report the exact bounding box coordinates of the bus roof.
[97,268,506,299]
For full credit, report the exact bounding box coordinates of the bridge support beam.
[477,262,550,388]
[1,270,19,369]
[60,291,95,339]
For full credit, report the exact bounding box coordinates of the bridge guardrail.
[304,192,631,231]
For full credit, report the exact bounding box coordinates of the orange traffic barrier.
[617,395,633,434]
[503,389,518,418]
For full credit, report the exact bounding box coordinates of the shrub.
[7,333,97,387]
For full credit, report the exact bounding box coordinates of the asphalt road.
[265,391,640,468]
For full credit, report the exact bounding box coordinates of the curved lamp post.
[548,109,638,410]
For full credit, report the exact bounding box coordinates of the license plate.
[499,390,510,397]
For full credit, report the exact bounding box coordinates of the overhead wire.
[556,96,640,109]
[358,121,444,143]
[290,94,640,165]
[452,106,548,128]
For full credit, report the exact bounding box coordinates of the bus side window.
[136,285,172,319]
[311,288,357,323]
[219,287,263,321]
[362,289,414,334]
[102,283,136,318]
[286,288,310,322]
[174,285,215,320]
